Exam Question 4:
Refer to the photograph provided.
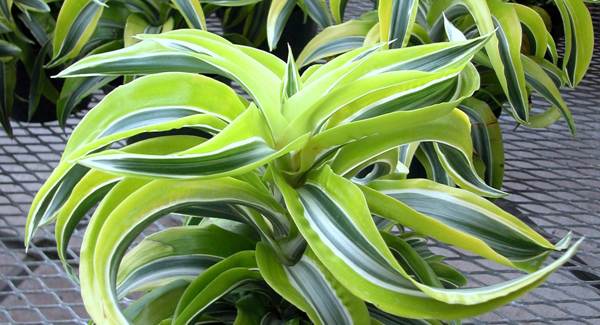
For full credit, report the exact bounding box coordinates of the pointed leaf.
[379,0,420,48]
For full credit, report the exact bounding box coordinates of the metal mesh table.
[1,3,599,324]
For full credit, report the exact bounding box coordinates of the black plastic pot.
[12,63,57,123]
[11,63,90,124]
[536,2,564,40]
[271,7,318,59]
[217,6,318,60]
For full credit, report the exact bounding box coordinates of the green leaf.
[303,0,334,28]
[430,0,529,123]
[78,177,152,321]
[415,142,452,185]
[17,11,49,45]
[488,0,530,123]
[458,98,504,190]
[25,73,244,243]
[522,54,575,134]
[347,147,402,184]
[257,243,371,325]
[0,61,16,137]
[0,39,21,59]
[172,251,261,325]
[553,0,594,86]
[399,142,419,168]
[201,0,262,5]
[57,75,114,128]
[58,30,287,137]
[302,108,475,181]
[117,224,255,295]
[433,143,506,198]
[330,0,349,23]
[0,0,12,20]
[297,15,377,67]
[513,3,548,59]
[25,164,90,245]
[124,14,151,47]
[79,105,309,179]
[282,46,301,99]
[287,33,491,131]
[51,0,107,65]
[381,232,443,288]
[80,177,286,323]
[171,0,207,30]
[14,0,49,12]
[54,136,206,281]
[124,279,189,325]
[365,179,563,271]
[54,169,120,281]
[378,0,420,48]
[267,0,295,50]
[63,72,244,158]
[27,41,51,121]
[276,166,581,319]
[237,44,286,76]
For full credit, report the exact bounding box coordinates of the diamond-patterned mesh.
[1,3,599,324]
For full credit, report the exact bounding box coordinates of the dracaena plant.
[0,0,141,136]
[25,29,581,324]
[47,0,211,127]
[49,0,324,126]
[298,0,594,189]
[44,0,370,127]
[0,0,64,136]
[209,0,366,50]
[51,0,205,67]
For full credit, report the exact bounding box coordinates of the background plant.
[0,0,63,136]
[298,0,594,190]
[45,0,349,129]
[25,28,582,324]
[212,0,363,51]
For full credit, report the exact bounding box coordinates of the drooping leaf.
[123,279,189,325]
[14,0,49,13]
[51,0,107,65]
[26,72,245,244]
[257,243,371,325]
[0,39,21,59]
[303,0,334,28]
[266,0,295,50]
[330,0,349,24]
[80,177,287,323]
[171,251,261,325]
[522,54,575,134]
[171,0,207,30]
[458,98,504,190]
[27,41,51,121]
[58,30,288,136]
[118,224,255,295]
[365,179,565,271]
[54,136,207,281]
[297,14,377,67]
[275,166,580,319]
[433,143,506,198]
[79,105,308,179]
[553,0,594,86]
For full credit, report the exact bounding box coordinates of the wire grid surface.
[1,5,600,325]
